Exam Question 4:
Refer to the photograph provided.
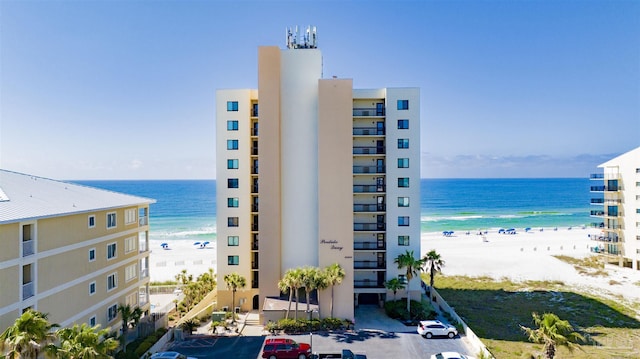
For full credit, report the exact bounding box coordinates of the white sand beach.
[421,227,640,303]
[148,227,640,303]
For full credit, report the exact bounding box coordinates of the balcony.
[252,240,259,250]
[251,204,259,212]
[353,107,385,117]
[354,241,385,250]
[353,184,385,193]
[353,147,385,155]
[590,198,604,205]
[590,222,605,228]
[251,185,259,193]
[354,223,386,231]
[251,223,259,231]
[251,280,259,289]
[251,147,259,156]
[354,279,384,288]
[353,166,385,174]
[139,216,148,226]
[354,204,386,212]
[604,199,622,205]
[22,240,34,257]
[590,186,605,192]
[590,173,604,179]
[590,210,605,217]
[140,268,149,278]
[354,261,386,269]
[251,166,259,175]
[353,127,385,136]
[252,260,259,270]
[251,128,259,136]
[23,282,34,300]
[139,241,148,253]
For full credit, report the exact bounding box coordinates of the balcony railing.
[139,241,148,253]
[251,224,259,231]
[604,199,622,205]
[140,268,149,278]
[23,282,34,300]
[251,185,259,193]
[139,216,148,226]
[590,186,605,192]
[354,223,386,231]
[251,166,259,174]
[353,147,385,155]
[251,280,259,289]
[354,261,386,269]
[590,173,604,179]
[353,107,385,117]
[252,261,259,269]
[590,222,605,228]
[354,241,385,250]
[251,204,259,212]
[251,147,259,156]
[139,289,149,306]
[252,240,259,250]
[251,128,259,136]
[590,210,604,217]
[590,198,604,205]
[22,240,35,257]
[353,166,385,174]
[353,204,386,212]
[353,127,385,136]
[353,185,385,193]
[603,224,624,230]
[354,279,384,288]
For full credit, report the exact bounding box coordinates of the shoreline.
[148,226,640,303]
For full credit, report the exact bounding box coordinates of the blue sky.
[1,0,638,179]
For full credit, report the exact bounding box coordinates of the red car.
[262,338,311,359]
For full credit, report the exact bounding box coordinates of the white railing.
[23,282,34,299]
[22,240,35,257]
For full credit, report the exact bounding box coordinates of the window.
[124,209,136,225]
[125,263,137,282]
[398,177,409,187]
[107,213,116,229]
[397,119,409,129]
[228,217,239,227]
[88,248,96,262]
[227,101,239,111]
[89,281,96,295]
[227,159,239,169]
[228,255,239,265]
[89,316,96,326]
[398,158,409,168]
[397,100,409,110]
[397,139,409,149]
[88,215,96,228]
[398,197,410,207]
[228,236,239,246]
[398,216,410,226]
[125,236,136,253]
[228,178,239,188]
[125,292,138,307]
[398,236,410,246]
[227,198,239,208]
[107,243,117,260]
[227,120,239,131]
[227,139,239,150]
[107,273,117,291]
[107,304,117,322]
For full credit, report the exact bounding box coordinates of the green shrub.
[134,341,153,357]
[384,300,436,322]
[321,317,346,330]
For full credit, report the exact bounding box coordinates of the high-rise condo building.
[0,170,155,333]
[589,146,640,270]
[216,28,420,320]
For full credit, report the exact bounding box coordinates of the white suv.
[416,320,458,338]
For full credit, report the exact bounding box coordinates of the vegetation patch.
[383,299,437,324]
[266,318,349,334]
[433,275,640,359]
[553,255,609,277]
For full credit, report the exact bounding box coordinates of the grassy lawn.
[429,275,640,358]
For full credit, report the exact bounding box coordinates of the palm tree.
[45,323,118,359]
[394,250,425,315]
[384,278,405,301]
[288,268,303,321]
[422,250,445,290]
[278,273,294,319]
[520,312,585,359]
[223,272,246,323]
[0,309,58,359]
[300,267,317,315]
[324,263,346,318]
[313,269,329,317]
[116,304,142,351]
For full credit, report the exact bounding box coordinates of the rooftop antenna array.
[286,26,317,49]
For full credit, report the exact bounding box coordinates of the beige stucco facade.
[216,43,421,320]
[0,171,154,335]
[591,146,640,270]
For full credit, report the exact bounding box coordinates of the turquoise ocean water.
[75,178,592,244]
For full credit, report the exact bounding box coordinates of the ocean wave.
[150,227,217,238]
[422,215,483,222]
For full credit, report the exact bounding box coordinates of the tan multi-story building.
[216,28,421,320]
[0,169,155,333]
[589,146,640,270]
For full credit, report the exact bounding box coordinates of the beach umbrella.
[193,242,202,246]
[203,241,210,246]
[525,227,531,232]
[160,243,168,248]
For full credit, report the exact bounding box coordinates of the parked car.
[150,352,197,359]
[310,349,367,359]
[430,352,475,359]
[262,337,312,359]
[416,320,458,338]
